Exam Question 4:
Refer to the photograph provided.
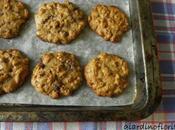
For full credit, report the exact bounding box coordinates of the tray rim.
[0,0,161,121]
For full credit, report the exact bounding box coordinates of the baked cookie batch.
[0,49,29,95]
[31,52,82,99]
[0,0,29,38]
[0,0,130,99]
[85,53,129,97]
[35,2,86,44]
[88,4,129,42]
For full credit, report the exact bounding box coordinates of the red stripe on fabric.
[101,122,106,130]
[158,43,175,45]
[151,112,155,126]
[116,122,118,130]
[78,122,81,130]
[151,0,175,4]
[64,122,67,130]
[117,122,122,130]
[25,122,33,130]
[137,119,141,130]
[159,59,175,61]
[153,22,175,28]
[162,90,175,95]
[48,123,52,130]
[153,14,175,20]
[161,75,175,78]
[159,50,175,53]
[161,76,175,80]
[155,26,175,31]
[5,122,13,130]
[152,111,175,113]
[165,0,175,4]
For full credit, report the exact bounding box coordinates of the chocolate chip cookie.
[0,49,29,95]
[0,0,29,38]
[35,1,86,44]
[31,52,82,99]
[88,4,129,42]
[85,53,129,97]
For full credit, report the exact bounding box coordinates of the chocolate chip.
[53,83,61,91]
[63,31,69,37]
[1,58,9,63]
[42,15,52,24]
[38,60,45,68]
[9,68,12,72]
[55,22,60,28]
[39,72,45,76]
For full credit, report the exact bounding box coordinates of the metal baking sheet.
[0,0,136,106]
[0,0,161,121]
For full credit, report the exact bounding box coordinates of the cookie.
[0,49,29,95]
[85,53,129,97]
[0,0,29,39]
[88,4,129,42]
[35,1,86,44]
[31,52,82,99]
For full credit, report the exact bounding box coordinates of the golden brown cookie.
[85,53,129,97]
[0,49,29,95]
[31,52,82,99]
[35,1,86,44]
[88,4,129,42]
[0,0,29,39]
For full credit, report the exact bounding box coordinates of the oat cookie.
[31,52,82,99]
[88,4,129,42]
[0,0,29,39]
[85,53,129,97]
[35,1,86,44]
[0,49,29,95]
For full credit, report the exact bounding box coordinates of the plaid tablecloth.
[1,0,175,129]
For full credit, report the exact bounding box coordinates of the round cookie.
[0,0,29,39]
[85,53,129,97]
[88,4,129,42]
[35,1,86,44]
[31,52,82,99]
[0,49,29,95]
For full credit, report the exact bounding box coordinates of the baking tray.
[0,0,161,121]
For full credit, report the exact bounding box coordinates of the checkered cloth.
[1,0,175,129]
